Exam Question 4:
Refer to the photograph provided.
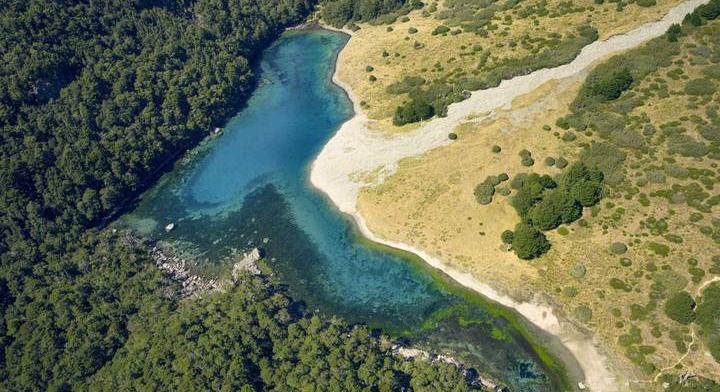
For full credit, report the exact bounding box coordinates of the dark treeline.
[0,0,472,390]
[320,0,422,28]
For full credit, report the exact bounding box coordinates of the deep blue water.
[124,29,575,391]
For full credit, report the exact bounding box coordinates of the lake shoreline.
[310,22,610,392]
[308,2,716,387]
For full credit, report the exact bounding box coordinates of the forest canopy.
[0,0,470,390]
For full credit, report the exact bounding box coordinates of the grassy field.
[358,14,720,389]
[334,0,684,132]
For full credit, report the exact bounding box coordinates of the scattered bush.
[366,65,374,72]
[574,305,593,322]
[491,145,501,153]
[368,75,377,82]
[555,157,568,169]
[432,25,450,35]
[684,78,716,96]
[511,222,550,259]
[448,132,458,140]
[474,177,497,205]
[408,27,418,34]
[501,230,514,244]
[571,263,587,278]
[637,0,656,7]
[545,157,556,167]
[664,291,696,325]
[609,242,628,254]
[667,134,710,157]
[610,278,632,292]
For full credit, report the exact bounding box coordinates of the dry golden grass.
[336,0,684,133]
[357,26,720,385]
[358,75,585,299]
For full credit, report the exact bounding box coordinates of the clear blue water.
[124,29,577,391]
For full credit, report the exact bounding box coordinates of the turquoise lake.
[124,28,579,391]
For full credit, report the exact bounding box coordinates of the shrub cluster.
[504,163,604,259]
[473,174,508,205]
[519,149,535,166]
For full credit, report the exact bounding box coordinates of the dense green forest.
[0,0,472,390]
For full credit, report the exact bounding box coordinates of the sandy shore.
[310,1,710,390]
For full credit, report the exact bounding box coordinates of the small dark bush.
[366,65,374,72]
[555,157,568,169]
[408,27,418,34]
[545,157,556,167]
[609,242,628,254]
[448,132,458,140]
[491,145,501,153]
[501,230,514,244]
[432,25,450,35]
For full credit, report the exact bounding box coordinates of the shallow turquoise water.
[124,29,572,391]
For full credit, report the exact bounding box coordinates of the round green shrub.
[501,230,514,244]
[431,25,450,35]
[408,27,418,34]
[664,291,696,325]
[562,131,577,142]
[474,180,495,205]
[448,132,458,140]
[498,173,509,182]
[545,157,556,167]
[366,65,374,72]
[491,145,501,153]
[511,222,550,260]
[555,157,568,169]
[574,305,593,322]
[563,287,578,297]
[609,242,628,254]
[521,157,535,167]
[368,75,377,82]
[571,263,587,278]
